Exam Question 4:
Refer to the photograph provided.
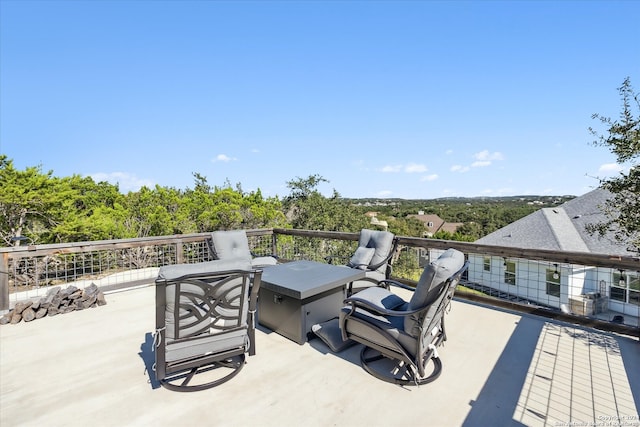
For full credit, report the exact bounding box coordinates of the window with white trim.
[483,257,491,272]
[504,260,516,286]
[545,268,561,298]
[612,271,640,306]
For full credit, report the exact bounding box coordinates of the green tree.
[386,215,424,238]
[456,222,484,241]
[48,175,126,242]
[588,77,640,252]
[0,156,127,245]
[0,156,57,245]
[282,174,369,261]
[183,174,287,232]
[283,174,368,232]
[123,186,184,237]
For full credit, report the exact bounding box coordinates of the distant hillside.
[343,195,577,240]
[345,195,576,206]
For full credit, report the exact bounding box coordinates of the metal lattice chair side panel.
[172,275,248,335]
[154,259,261,392]
[165,275,249,360]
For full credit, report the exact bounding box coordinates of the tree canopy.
[0,156,287,246]
[1,157,559,248]
[283,174,368,232]
[588,77,640,253]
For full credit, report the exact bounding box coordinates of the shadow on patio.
[1,286,638,427]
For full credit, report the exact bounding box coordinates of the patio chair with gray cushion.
[207,230,278,268]
[326,229,398,296]
[154,259,262,392]
[339,248,468,385]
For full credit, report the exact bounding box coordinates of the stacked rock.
[0,284,107,325]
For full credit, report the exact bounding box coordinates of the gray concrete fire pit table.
[258,260,365,345]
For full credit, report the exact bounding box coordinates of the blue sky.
[1,0,638,199]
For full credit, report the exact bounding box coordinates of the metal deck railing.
[1,228,638,338]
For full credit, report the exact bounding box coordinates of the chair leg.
[159,354,246,392]
[360,347,443,386]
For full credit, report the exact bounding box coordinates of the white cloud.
[213,154,236,162]
[404,163,428,173]
[451,165,470,173]
[598,163,624,175]
[445,149,454,155]
[471,160,491,168]
[376,190,393,197]
[468,150,504,168]
[451,150,505,171]
[421,174,439,182]
[90,172,154,192]
[380,162,428,173]
[473,150,504,162]
[381,165,403,173]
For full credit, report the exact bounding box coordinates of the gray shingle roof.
[475,188,634,256]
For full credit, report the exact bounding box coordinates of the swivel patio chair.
[326,229,398,295]
[208,230,278,268]
[154,259,262,392]
[339,248,468,386]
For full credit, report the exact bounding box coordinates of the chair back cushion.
[211,230,252,262]
[354,229,395,274]
[348,246,376,269]
[405,249,465,337]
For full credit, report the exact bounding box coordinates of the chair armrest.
[249,269,262,312]
[343,295,424,318]
[247,269,262,356]
[377,279,415,292]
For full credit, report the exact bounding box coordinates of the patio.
[1,283,638,427]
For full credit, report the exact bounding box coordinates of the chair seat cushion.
[341,308,418,356]
[340,287,418,355]
[251,256,278,267]
[165,327,248,362]
[348,286,405,309]
[349,270,387,294]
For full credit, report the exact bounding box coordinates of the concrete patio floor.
[1,284,639,427]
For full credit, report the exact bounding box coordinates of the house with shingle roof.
[467,188,639,323]
[407,212,463,236]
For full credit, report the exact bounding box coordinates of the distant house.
[407,212,463,237]
[464,188,639,322]
[364,211,388,231]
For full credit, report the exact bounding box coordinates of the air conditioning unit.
[569,293,608,316]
